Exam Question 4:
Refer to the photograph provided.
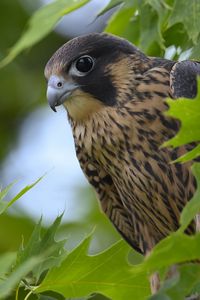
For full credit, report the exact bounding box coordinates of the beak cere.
[46,75,78,112]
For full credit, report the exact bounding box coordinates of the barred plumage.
[45,33,200,293]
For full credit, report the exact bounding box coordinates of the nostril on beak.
[48,75,64,89]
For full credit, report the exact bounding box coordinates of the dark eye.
[75,55,94,73]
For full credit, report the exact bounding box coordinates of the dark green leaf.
[169,0,200,44]
[0,256,41,299]
[15,214,66,284]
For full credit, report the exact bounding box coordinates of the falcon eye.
[75,56,94,74]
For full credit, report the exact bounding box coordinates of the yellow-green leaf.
[163,80,200,150]
[0,176,43,215]
[0,0,89,67]
[179,163,200,232]
[36,237,150,300]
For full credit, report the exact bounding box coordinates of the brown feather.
[45,33,198,255]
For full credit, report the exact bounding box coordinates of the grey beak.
[46,75,78,112]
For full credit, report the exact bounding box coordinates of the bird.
[44,33,200,293]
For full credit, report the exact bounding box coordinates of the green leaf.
[0,181,16,201]
[35,231,200,299]
[138,1,166,52]
[146,0,171,14]
[174,145,200,164]
[169,0,200,44]
[163,80,200,150]
[192,37,200,59]
[163,23,192,52]
[0,0,90,67]
[179,163,200,232]
[98,0,124,16]
[155,234,198,270]
[0,253,16,278]
[146,0,171,33]
[36,237,150,300]
[132,233,200,277]
[149,264,200,300]
[15,214,66,284]
[0,256,41,299]
[0,176,43,215]
[105,5,136,39]
[191,280,200,296]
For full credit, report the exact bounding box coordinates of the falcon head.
[44,33,147,120]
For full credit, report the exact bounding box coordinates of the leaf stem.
[15,284,19,300]
[24,290,33,300]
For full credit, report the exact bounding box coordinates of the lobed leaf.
[36,237,150,300]
[15,214,66,284]
[34,229,200,300]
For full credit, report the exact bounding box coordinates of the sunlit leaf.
[34,231,200,299]
[172,144,200,164]
[0,176,43,215]
[163,80,200,151]
[0,0,90,67]
[179,163,200,232]
[36,237,150,300]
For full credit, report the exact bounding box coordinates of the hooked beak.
[46,75,78,112]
